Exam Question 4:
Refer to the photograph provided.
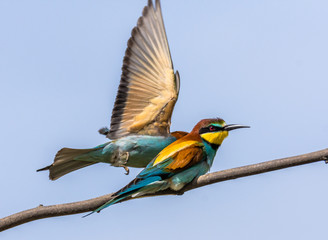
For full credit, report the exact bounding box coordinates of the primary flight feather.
[37,0,187,180]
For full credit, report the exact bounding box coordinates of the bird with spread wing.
[86,118,249,215]
[37,0,187,180]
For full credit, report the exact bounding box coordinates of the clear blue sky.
[1,0,328,239]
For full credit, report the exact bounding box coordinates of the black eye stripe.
[199,125,223,134]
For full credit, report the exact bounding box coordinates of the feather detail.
[152,140,202,166]
[108,0,179,139]
[166,146,204,170]
[37,147,104,180]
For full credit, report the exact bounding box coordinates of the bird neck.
[201,138,220,168]
[202,139,220,151]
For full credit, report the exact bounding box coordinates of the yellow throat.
[201,131,229,145]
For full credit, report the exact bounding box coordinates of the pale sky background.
[1,0,328,239]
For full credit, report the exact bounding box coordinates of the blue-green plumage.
[37,134,186,180]
[77,135,179,166]
[106,135,180,168]
[87,118,249,215]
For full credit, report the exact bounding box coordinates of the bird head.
[192,118,249,147]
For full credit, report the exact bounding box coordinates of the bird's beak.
[224,124,250,131]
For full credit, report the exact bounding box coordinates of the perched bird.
[37,0,187,180]
[88,118,249,215]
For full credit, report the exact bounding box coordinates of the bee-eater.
[37,0,187,180]
[88,118,249,214]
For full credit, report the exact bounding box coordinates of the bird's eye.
[209,126,215,131]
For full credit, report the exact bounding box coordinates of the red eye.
[209,126,215,131]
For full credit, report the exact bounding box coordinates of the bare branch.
[1,148,327,232]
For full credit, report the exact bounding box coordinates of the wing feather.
[138,140,205,178]
[166,147,204,170]
[108,0,179,139]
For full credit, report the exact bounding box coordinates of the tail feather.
[37,147,105,180]
[87,176,168,216]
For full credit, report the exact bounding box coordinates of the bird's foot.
[123,166,130,175]
[113,152,130,174]
[118,165,130,175]
[125,152,129,161]
[123,152,130,174]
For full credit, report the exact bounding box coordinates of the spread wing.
[108,0,180,140]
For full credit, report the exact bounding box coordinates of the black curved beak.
[224,124,250,131]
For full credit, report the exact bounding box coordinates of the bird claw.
[123,152,130,175]
[123,166,130,175]
[114,152,130,174]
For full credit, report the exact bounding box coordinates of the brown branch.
[1,148,327,232]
